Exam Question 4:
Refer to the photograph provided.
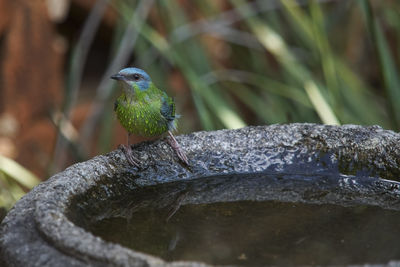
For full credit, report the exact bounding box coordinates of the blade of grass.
[0,155,40,189]
[309,1,340,103]
[202,69,312,107]
[335,60,390,127]
[304,81,340,125]
[359,0,400,129]
[0,173,26,204]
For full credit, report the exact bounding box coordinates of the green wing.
[160,93,177,130]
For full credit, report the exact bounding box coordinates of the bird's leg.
[118,133,140,167]
[167,131,189,165]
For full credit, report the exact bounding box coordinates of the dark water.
[89,199,400,265]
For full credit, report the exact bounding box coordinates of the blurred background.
[0,0,399,212]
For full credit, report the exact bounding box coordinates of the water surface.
[89,189,400,265]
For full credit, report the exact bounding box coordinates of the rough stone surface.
[1,124,400,266]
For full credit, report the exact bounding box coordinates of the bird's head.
[111,67,151,92]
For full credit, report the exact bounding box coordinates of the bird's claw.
[167,131,189,165]
[175,147,189,165]
[118,144,140,168]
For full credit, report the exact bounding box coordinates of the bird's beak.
[111,73,124,81]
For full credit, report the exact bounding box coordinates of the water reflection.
[90,200,400,265]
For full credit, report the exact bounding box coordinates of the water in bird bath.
[90,200,400,266]
[76,171,400,266]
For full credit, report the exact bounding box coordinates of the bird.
[111,67,188,167]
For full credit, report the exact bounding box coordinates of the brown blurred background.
[1,0,126,177]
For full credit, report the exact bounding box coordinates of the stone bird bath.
[1,124,400,266]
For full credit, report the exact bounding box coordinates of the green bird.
[111,67,188,167]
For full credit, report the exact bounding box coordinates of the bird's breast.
[115,99,170,137]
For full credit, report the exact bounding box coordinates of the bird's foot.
[118,144,140,168]
[167,131,189,165]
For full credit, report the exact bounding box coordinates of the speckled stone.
[1,124,400,266]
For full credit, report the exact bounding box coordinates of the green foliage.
[63,0,400,156]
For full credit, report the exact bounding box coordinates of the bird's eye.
[133,74,140,81]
